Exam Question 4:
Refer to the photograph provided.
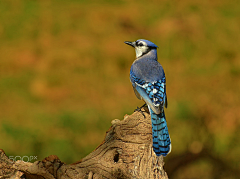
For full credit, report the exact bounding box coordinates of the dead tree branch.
[0,108,168,179]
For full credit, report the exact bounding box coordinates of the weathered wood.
[0,108,168,179]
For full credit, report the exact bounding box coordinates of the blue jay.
[124,39,171,157]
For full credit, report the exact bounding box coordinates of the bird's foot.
[134,103,147,118]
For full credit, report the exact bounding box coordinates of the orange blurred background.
[0,0,240,178]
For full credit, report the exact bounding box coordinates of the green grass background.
[0,0,240,178]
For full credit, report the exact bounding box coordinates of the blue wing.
[130,67,167,114]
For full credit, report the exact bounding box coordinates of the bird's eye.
[138,42,143,46]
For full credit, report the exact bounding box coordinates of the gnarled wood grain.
[0,108,168,179]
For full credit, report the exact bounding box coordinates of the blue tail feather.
[149,107,171,156]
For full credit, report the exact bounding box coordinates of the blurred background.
[0,0,240,178]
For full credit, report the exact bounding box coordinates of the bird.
[124,39,171,157]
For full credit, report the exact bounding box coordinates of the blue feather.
[127,39,171,157]
[149,108,171,156]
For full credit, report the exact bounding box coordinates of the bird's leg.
[134,103,147,118]
[140,103,147,109]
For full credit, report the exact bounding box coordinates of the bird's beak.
[124,41,135,47]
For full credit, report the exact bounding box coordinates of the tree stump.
[0,108,168,179]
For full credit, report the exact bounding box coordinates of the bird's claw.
[134,104,147,118]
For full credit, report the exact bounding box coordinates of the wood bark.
[0,108,168,179]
